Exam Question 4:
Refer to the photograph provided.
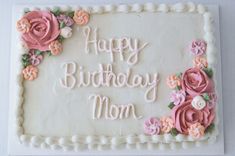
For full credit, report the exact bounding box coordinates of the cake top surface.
[13,2,218,151]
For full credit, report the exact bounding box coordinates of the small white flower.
[60,26,72,38]
[191,95,206,110]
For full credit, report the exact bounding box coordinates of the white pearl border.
[15,2,219,151]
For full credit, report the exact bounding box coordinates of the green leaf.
[58,35,65,42]
[35,50,43,55]
[203,93,210,101]
[47,51,52,56]
[168,102,175,109]
[176,72,182,78]
[203,68,213,78]
[24,10,30,14]
[205,123,215,134]
[51,7,61,16]
[60,21,66,29]
[22,53,29,59]
[175,85,181,90]
[66,11,74,18]
[21,54,31,67]
[170,128,179,136]
[23,61,30,68]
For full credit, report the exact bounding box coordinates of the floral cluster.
[16,8,90,80]
[144,116,174,135]
[144,40,216,139]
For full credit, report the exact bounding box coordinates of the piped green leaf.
[24,10,30,14]
[58,35,65,42]
[66,11,74,18]
[203,68,213,78]
[51,7,61,16]
[203,93,210,101]
[35,50,43,55]
[60,22,66,29]
[175,86,181,91]
[170,128,179,136]
[46,51,52,56]
[176,72,182,78]
[21,54,31,67]
[168,102,175,109]
[205,123,215,134]
[23,61,30,68]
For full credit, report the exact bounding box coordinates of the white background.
[0,0,234,156]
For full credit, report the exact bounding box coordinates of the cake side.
[14,2,218,151]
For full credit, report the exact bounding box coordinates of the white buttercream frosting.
[14,2,218,151]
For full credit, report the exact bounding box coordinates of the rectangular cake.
[12,2,219,152]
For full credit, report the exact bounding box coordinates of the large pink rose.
[172,99,215,134]
[21,11,60,51]
[182,68,213,97]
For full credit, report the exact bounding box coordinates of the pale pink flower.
[22,65,38,80]
[190,40,207,56]
[73,10,90,26]
[16,18,31,33]
[166,75,181,89]
[57,14,74,27]
[160,116,174,133]
[193,56,208,68]
[144,117,161,135]
[207,92,217,109]
[188,122,205,139]
[170,90,186,105]
[49,40,63,56]
[28,50,43,66]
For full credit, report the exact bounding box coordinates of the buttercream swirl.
[49,40,63,56]
[193,56,208,68]
[190,40,207,56]
[73,10,90,26]
[28,50,43,66]
[172,98,215,134]
[166,75,181,89]
[170,90,186,105]
[188,122,205,139]
[22,65,38,80]
[191,95,206,110]
[21,11,60,51]
[182,68,213,97]
[207,92,217,109]
[160,116,174,133]
[16,18,31,33]
[144,117,161,135]
[57,14,74,27]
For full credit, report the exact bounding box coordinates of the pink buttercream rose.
[172,99,215,134]
[21,11,60,51]
[144,117,161,135]
[190,40,207,56]
[170,90,186,105]
[182,68,214,97]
